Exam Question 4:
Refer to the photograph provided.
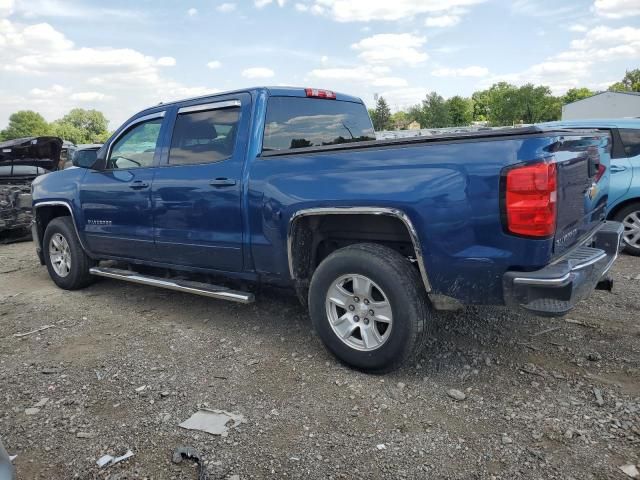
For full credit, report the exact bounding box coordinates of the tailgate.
[553,132,610,256]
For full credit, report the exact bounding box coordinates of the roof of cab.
[539,118,640,129]
[137,86,364,116]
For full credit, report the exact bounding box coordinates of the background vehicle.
[60,141,76,169]
[542,119,640,255]
[29,87,621,372]
[0,136,62,236]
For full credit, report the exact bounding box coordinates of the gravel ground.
[0,240,638,479]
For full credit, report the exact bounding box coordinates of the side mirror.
[72,148,103,169]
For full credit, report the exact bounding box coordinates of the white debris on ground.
[96,450,134,469]
[179,409,246,436]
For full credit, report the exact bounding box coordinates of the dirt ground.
[0,240,638,480]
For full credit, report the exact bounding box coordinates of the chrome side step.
[89,267,254,304]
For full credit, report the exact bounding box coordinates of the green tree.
[608,68,640,92]
[391,111,409,129]
[407,104,425,128]
[562,87,594,104]
[0,110,51,140]
[372,97,392,131]
[52,108,110,144]
[446,96,473,126]
[422,92,450,128]
[471,90,490,122]
[517,84,560,124]
[50,120,84,144]
[483,82,521,126]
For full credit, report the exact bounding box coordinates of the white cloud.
[156,56,176,67]
[70,91,113,102]
[489,25,640,94]
[594,0,640,18]
[255,0,286,7]
[294,2,308,11]
[371,87,428,111]
[207,60,222,69]
[431,66,488,77]
[351,33,428,66]
[29,84,69,98]
[308,64,407,87]
[309,65,390,81]
[372,77,408,87]
[187,7,198,16]
[569,24,587,32]
[12,0,141,19]
[310,0,484,22]
[510,0,581,18]
[242,67,275,78]
[1,22,74,52]
[0,0,14,17]
[217,3,236,12]
[0,18,217,127]
[528,60,591,77]
[564,25,640,61]
[425,15,461,27]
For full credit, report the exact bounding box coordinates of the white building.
[562,91,640,120]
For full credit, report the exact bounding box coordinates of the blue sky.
[0,0,639,129]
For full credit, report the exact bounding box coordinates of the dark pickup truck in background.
[28,87,623,371]
[0,137,62,237]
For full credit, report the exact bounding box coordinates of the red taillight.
[594,163,606,183]
[305,88,336,99]
[505,162,557,237]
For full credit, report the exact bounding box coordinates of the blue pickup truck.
[30,87,623,372]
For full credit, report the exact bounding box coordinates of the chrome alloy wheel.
[622,210,640,248]
[49,233,71,277]
[325,274,393,351]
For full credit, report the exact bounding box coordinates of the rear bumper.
[503,221,624,316]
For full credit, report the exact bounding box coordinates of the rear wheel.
[614,202,640,256]
[308,243,430,373]
[43,216,96,289]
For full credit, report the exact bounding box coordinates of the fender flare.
[286,206,431,293]
[33,201,89,253]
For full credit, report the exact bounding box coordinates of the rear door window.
[263,97,375,152]
[169,107,240,165]
[619,128,640,157]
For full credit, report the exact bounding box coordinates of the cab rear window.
[262,97,375,152]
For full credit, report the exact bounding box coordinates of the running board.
[89,267,254,304]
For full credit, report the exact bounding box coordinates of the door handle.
[209,178,237,187]
[610,165,627,173]
[129,180,150,189]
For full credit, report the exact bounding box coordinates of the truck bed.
[261,126,592,157]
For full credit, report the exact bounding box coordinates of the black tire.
[308,243,431,373]
[43,216,96,290]
[613,202,640,256]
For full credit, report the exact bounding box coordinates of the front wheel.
[614,202,640,256]
[43,216,96,290]
[308,243,430,373]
